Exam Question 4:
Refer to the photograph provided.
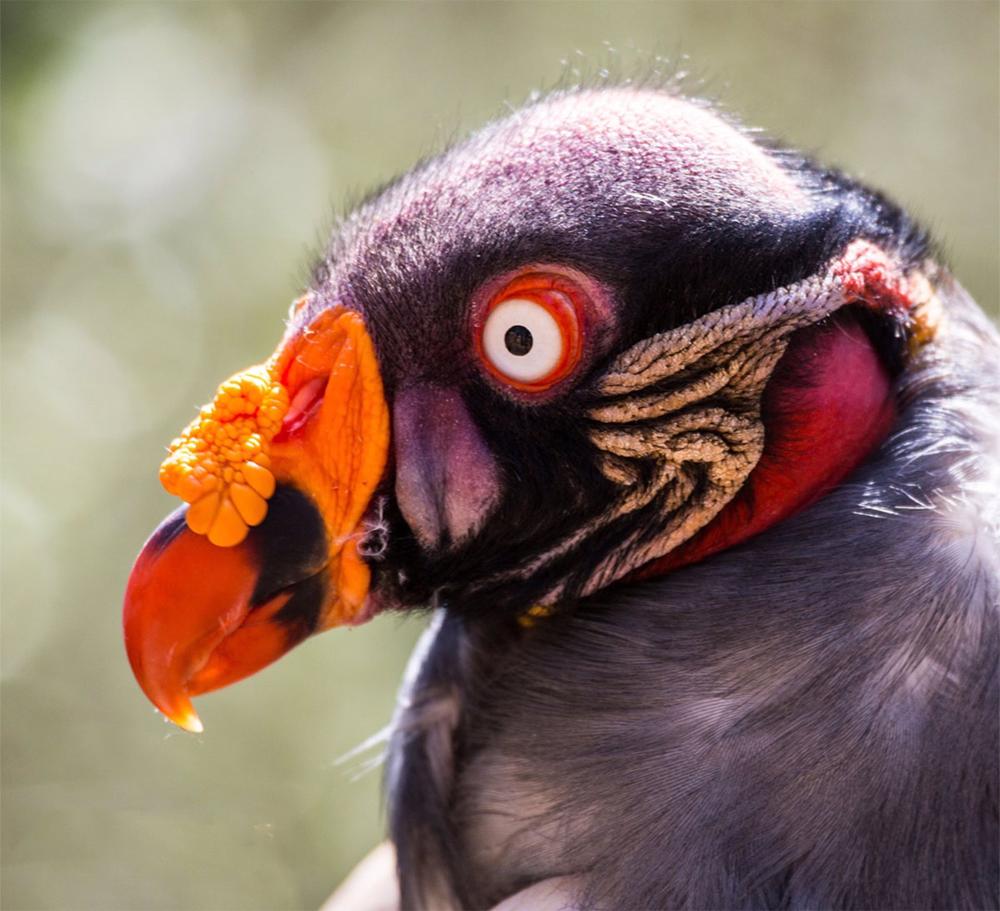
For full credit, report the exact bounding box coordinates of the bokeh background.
[2,2,997,909]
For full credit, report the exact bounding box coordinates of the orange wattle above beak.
[123,306,390,732]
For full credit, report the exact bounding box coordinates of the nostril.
[357,526,389,559]
[276,374,327,440]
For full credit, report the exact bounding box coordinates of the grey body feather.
[387,281,1000,910]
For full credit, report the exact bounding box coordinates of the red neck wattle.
[637,311,896,580]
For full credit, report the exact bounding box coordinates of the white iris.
[482,298,564,383]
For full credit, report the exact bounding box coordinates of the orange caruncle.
[159,363,288,547]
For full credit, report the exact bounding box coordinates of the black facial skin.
[248,485,329,642]
[293,89,930,618]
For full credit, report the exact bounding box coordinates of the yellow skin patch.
[159,363,288,547]
[517,603,556,629]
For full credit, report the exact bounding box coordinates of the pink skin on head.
[312,89,812,326]
[445,89,810,217]
[373,89,805,245]
[528,90,809,212]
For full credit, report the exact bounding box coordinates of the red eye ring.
[475,272,586,393]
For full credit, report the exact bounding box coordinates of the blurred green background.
[2,2,997,909]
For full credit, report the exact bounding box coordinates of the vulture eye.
[477,273,584,393]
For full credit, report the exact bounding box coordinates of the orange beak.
[123,307,390,732]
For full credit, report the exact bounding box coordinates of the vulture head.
[122,86,998,909]
[124,88,936,730]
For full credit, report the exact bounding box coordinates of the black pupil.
[504,325,533,356]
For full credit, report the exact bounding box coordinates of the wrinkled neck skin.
[386,278,1000,911]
